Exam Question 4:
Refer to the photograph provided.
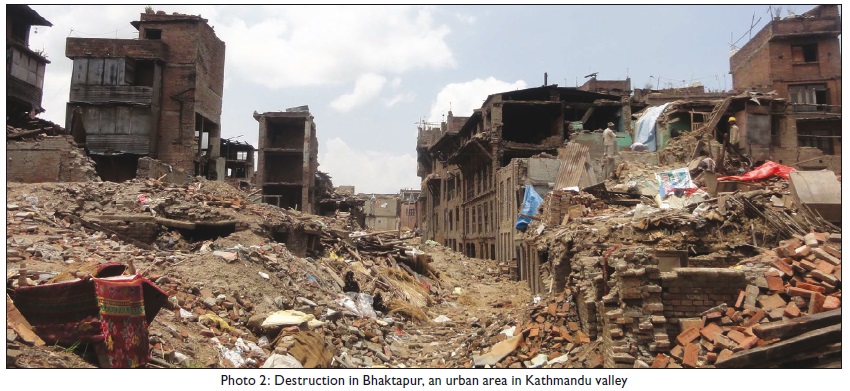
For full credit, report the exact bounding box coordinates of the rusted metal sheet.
[554,142,598,190]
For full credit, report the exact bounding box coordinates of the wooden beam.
[6,294,45,346]
[752,309,841,340]
[715,324,841,368]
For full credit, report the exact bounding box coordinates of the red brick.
[676,327,701,346]
[794,245,811,258]
[670,345,684,359]
[706,352,718,363]
[799,260,817,271]
[795,282,826,294]
[783,302,801,318]
[822,245,842,260]
[786,286,816,297]
[735,290,746,308]
[727,329,747,344]
[772,259,794,276]
[682,343,700,368]
[743,309,766,327]
[739,335,759,350]
[766,275,785,291]
[809,292,826,314]
[715,349,734,364]
[650,353,670,368]
[700,323,723,342]
[811,270,839,286]
[822,296,840,311]
[812,248,841,265]
[815,261,835,275]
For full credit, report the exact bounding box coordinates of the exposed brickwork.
[6,136,99,183]
[731,5,841,106]
[661,268,747,336]
[65,37,167,59]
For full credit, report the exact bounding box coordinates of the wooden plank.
[72,58,89,85]
[752,309,841,340]
[7,294,46,347]
[715,324,841,368]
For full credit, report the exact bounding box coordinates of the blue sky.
[28,4,827,193]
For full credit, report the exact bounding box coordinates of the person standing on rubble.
[602,122,623,158]
[602,122,624,179]
[728,117,742,153]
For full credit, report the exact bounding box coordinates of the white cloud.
[319,138,419,194]
[384,92,416,107]
[428,77,528,122]
[455,13,477,24]
[330,73,387,112]
[217,5,456,89]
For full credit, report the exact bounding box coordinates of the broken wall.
[6,136,100,183]
[660,268,747,336]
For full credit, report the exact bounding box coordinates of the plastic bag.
[515,184,544,231]
[717,160,795,182]
[335,292,377,319]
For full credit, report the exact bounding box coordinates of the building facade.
[364,194,400,232]
[65,9,226,182]
[398,188,421,231]
[730,5,841,108]
[254,106,319,213]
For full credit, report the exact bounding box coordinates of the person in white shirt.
[602,122,623,157]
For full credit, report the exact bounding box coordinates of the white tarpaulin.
[634,103,670,152]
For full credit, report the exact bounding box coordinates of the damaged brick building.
[64,9,226,182]
[417,85,633,261]
[6,5,52,125]
[253,106,319,213]
[730,4,841,163]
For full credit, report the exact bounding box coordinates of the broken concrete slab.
[472,334,523,367]
[788,170,841,223]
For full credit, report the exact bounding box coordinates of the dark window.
[144,29,162,39]
[791,44,818,63]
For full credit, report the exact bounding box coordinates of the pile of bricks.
[494,289,598,368]
[651,231,841,368]
[541,190,605,226]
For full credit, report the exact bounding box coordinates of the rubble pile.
[651,231,841,368]
[8,176,505,369]
[467,289,604,369]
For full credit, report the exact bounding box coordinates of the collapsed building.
[417,85,635,260]
[253,106,319,213]
[64,9,226,182]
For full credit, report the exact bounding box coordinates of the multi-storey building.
[6,5,52,125]
[253,106,319,213]
[65,9,225,181]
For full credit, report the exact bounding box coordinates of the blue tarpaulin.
[634,103,670,152]
[515,184,543,231]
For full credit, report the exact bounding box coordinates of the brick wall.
[93,219,160,244]
[65,37,167,60]
[599,251,670,368]
[6,136,99,182]
[660,268,746,336]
